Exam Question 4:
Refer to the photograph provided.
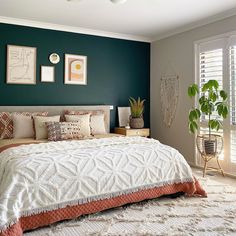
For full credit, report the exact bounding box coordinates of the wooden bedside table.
[114,127,150,137]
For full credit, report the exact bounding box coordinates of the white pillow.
[34,116,60,140]
[65,114,91,137]
[90,114,106,135]
[12,114,34,138]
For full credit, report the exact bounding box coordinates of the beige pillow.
[65,114,91,137]
[12,115,34,138]
[34,116,60,140]
[90,114,106,135]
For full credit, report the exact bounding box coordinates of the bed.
[0,106,206,236]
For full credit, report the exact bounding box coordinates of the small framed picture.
[41,66,55,83]
[7,45,37,85]
[118,107,131,127]
[64,54,87,85]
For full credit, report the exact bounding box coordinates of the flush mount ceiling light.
[110,0,127,3]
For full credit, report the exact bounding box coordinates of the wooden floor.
[192,167,236,187]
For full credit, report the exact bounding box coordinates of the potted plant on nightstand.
[129,97,145,129]
[188,80,228,155]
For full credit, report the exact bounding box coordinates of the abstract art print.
[6,45,36,85]
[41,66,55,83]
[118,107,131,127]
[64,54,87,85]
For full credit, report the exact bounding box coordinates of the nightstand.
[114,127,150,137]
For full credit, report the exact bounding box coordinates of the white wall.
[151,15,236,164]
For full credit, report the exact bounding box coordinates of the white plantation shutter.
[197,39,225,164]
[196,35,236,173]
[199,48,223,122]
[229,43,236,163]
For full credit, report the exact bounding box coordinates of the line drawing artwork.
[7,45,36,84]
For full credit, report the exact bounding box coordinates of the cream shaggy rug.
[25,173,236,236]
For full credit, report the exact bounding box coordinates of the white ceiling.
[1,0,236,42]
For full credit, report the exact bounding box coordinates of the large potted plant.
[188,80,228,154]
[129,97,145,129]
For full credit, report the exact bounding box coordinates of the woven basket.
[130,117,144,129]
[196,134,223,155]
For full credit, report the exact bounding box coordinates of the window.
[195,34,236,174]
[229,41,236,164]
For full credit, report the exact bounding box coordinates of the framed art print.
[6,45,36,85]
[64,54,87,85]
[41,66,55,83]
[49,53,60,64]
[118,107,131,127]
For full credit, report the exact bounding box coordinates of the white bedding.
[0,137,194,231]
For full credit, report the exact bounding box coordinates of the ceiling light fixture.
[110,0,127,4]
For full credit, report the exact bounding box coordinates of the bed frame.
[0,105,111,133]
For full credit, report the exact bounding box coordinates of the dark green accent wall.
[0,23,150,129]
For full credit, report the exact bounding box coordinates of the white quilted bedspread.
[0,137,194,230]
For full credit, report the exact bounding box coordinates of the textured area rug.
[25,174,236,236]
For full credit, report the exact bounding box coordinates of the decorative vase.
[129,117,144,129]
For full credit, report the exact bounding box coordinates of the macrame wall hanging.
[160,74,179,128]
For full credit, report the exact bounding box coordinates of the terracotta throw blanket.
[0,137,206,235]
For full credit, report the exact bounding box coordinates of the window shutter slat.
[229,45,236,163]
[199,49,223,122]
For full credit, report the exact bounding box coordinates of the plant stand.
[196,134,224,177]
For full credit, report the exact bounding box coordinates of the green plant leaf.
[209,92,217,102]
[216,121,220,131]
[192,84,199,94]
[188,84,199,97]
[220,90,227,100]
[188,87,193,97]
[222,106,228,118]
[129,97,145,118]
[195,108,201,118]
[217,104,223,116]
[211,80,219,90]
[199,96,206,105]
[189,122,195,134]
[202,83,209,92]
[192,120,198,130]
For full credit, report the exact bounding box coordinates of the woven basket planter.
[130,117,144,129]
[196,134,223,155]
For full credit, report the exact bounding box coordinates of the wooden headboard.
[0,105,111,133]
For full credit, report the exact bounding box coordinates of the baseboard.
[189,163,236,179]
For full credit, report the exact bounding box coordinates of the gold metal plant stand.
[196,134,225,177]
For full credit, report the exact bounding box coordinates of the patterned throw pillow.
[0,111,48,139]
[65,114,91,137]
[64,110,105,135]
[46,122,84,141]
[0,112,12,139]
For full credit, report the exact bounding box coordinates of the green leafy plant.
[188,80,228,136]
[129,97,145,118]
